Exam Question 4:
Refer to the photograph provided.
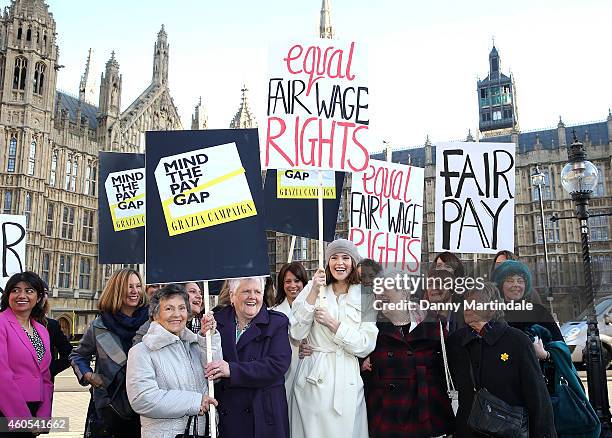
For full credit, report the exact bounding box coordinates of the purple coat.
[214,305,291,438]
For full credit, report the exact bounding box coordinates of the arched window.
[71,160,78,191]
[91,165,97,196]
[17,27,22,40]
[50,150,57,186]
[3,191,12,213]
[84,164,91,195]
[26,28,31,42]
[7,136,17,172]
[0,55,5,87]
[65,158,71,190]
[27,140,36,175]
[24,192,31,227]
[13,57,27,90]
[33,62,45,94]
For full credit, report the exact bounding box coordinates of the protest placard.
[349,159,424,272]
[263,169,344,241]
[0,214,26,288]
[146,129,269,283]
[262,39,370,172]
[277,169,336,199]
[99,152,145,264]
[434,141,515,254]
[154,143,256,237]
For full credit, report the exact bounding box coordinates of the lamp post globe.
[560,159,599,197]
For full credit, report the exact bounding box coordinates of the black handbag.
[175,415,211,438]
[467,358,528,438]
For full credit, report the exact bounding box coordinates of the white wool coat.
[126,322,222,438]
[272,298,302,405]
[289,281,378,438]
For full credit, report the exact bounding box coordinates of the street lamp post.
[560,133,611,434]
[531,166,553,311]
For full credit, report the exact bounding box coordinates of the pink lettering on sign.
[264,116,369,172]
[283,42,357,96]
[361,164,414,207]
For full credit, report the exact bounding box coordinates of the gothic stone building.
[262,5,611,322]
[0,0,181,335]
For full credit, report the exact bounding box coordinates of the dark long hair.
[275,262,308,306]
[0,271,47,325]
[431,252,465,277]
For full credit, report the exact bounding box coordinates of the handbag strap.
[439,320,456,394]
[466,349,479,391]
[182,416,193,436]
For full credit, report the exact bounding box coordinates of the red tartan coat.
[365,319,455,438]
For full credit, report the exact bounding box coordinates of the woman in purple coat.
[206,276,291,438]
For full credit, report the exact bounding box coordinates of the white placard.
[349,159,424,272]
[0,214,26,289]
[261,39,371,172]
[434,141,515,254]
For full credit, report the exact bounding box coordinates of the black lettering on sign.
[2,222,25,277]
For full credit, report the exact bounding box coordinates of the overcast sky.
[50,0,611,151]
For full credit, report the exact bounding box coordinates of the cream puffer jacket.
[126,321,222,438]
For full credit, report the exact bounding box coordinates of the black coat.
[46,317,72,380]
[447,320,557,438]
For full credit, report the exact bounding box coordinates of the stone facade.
[261,1,611,322]
[0,0,181,335]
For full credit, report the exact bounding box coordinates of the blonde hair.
[98,268,145,314]
[217,280,232,308]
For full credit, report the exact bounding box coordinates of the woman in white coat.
[290,239,378,438]
[272,261,308,403]
[126,284,222,438]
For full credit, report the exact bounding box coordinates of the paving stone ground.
[46,369,612,437]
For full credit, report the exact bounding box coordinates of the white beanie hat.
[325,239,361,264]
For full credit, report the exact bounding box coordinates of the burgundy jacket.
[366,319,455,438]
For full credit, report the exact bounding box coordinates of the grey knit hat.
[325,239,361,264]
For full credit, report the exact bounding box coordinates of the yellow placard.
[110,212,145,231]
[276,171,336,199]
[165,200,257,236]
[277,186,336,199]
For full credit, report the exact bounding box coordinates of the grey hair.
[148,283,191,319]
[227,277,266,295]
[465,281,505,321]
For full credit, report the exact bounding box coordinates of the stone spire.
[465,129,475,142]
[230,85,257,129]
[557,116,567,146]
[98,52,122,124]
[191,97,208,130]
[152,24,169,86]
[607,109,612,144]
[320,0,334,39]
[425,135,433,165]
[79,48,95,103]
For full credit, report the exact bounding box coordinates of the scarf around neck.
[101,305,149,352]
